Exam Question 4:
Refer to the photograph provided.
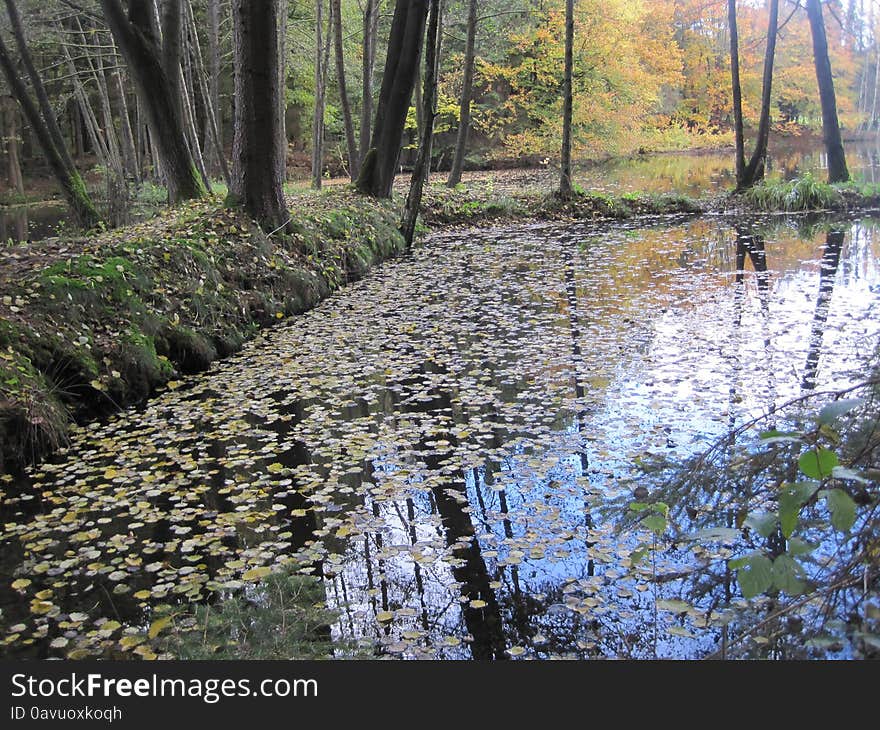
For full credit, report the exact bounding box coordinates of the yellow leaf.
[11,578,31,590]
[242,566,272,581]
[469,599,487,609]
[147,616,172,639]
[267,463,283,474]
[375,611,394,623]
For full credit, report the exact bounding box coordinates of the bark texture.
[229,0,290,232]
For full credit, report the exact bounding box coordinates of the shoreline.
[2,178,880,474]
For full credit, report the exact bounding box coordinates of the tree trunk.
[184,0,230,186]
[728,0,745,186]
[312,0,326,189]
[355,0,429,199]
[0,34,101,228]
[806,0,850,183]
[230,0,290,233]
[207,0,222,171]
[100,0,206,202]
[559,0,574,197]
[401,0,442,247]
[333,0,359,179]
[447,0,477,187]
[161,0,182,119]
[359,0,379,172]
[1,97,24,195]
[112,65,141,183]
[4,0,78,180]
[741,0,779,188]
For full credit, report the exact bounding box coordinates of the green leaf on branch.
[798,448,839,480]
[771,554,805,595]
[729,552,773,599]
[778,481,820,538]
[744,512,777,538]
[758,429,803,444]
[641,514,667,535]
[817,398,864,425]
[820,488,857,532]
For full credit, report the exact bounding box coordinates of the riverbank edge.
[3,181,880,475]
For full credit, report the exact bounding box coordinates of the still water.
[1,211,878,659]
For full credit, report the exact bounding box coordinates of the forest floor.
[3,167,880,473]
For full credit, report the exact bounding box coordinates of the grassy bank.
[0,190,404,473]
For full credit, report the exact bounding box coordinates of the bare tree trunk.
[179,48,212,190]
[0,34,102,228]
[207,0,222,171]
[559,0,574,197]
[401,0,442,247]
[4,0,77,178]
[312,0,326,189]
[806,0,850,183]
[355,0,429,198]
[728,0,745,186]
[112,65,140,183]
[447,0,477,187]
[184,0,230,186]
[359,0,379,172]
[278,0,288,180]
[101,0,206,202]
[332,0,359,179]
[741,0,779,188]
[161,0,182,118]
[1,96,24,195]
[230,0,290,232]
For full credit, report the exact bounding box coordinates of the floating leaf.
[11,578,31,590]
[147,616,172,639]
[683,527,740,543]
[375,611,394,623]
[242,566,272,581]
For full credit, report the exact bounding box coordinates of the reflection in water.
[801,230,845,391]
[1,215,878,660]
[0,203,67,243]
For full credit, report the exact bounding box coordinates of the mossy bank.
[0,190,404,473]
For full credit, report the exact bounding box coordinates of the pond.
[0,202,68,244]
[2,210,878,659]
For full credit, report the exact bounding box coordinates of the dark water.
[1,211,878,659]
[0,203,67,244]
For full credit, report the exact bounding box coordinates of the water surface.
[2,212,878,659]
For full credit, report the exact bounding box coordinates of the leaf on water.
[507,646,526,656]
[656,599,690,613]
[683,527,740,543]
[11,578,31,590]
[469,599,488,609]
[798,448,839,480]
[375,611,394,623]
[242,566,272,581]
[147,616,172,639]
